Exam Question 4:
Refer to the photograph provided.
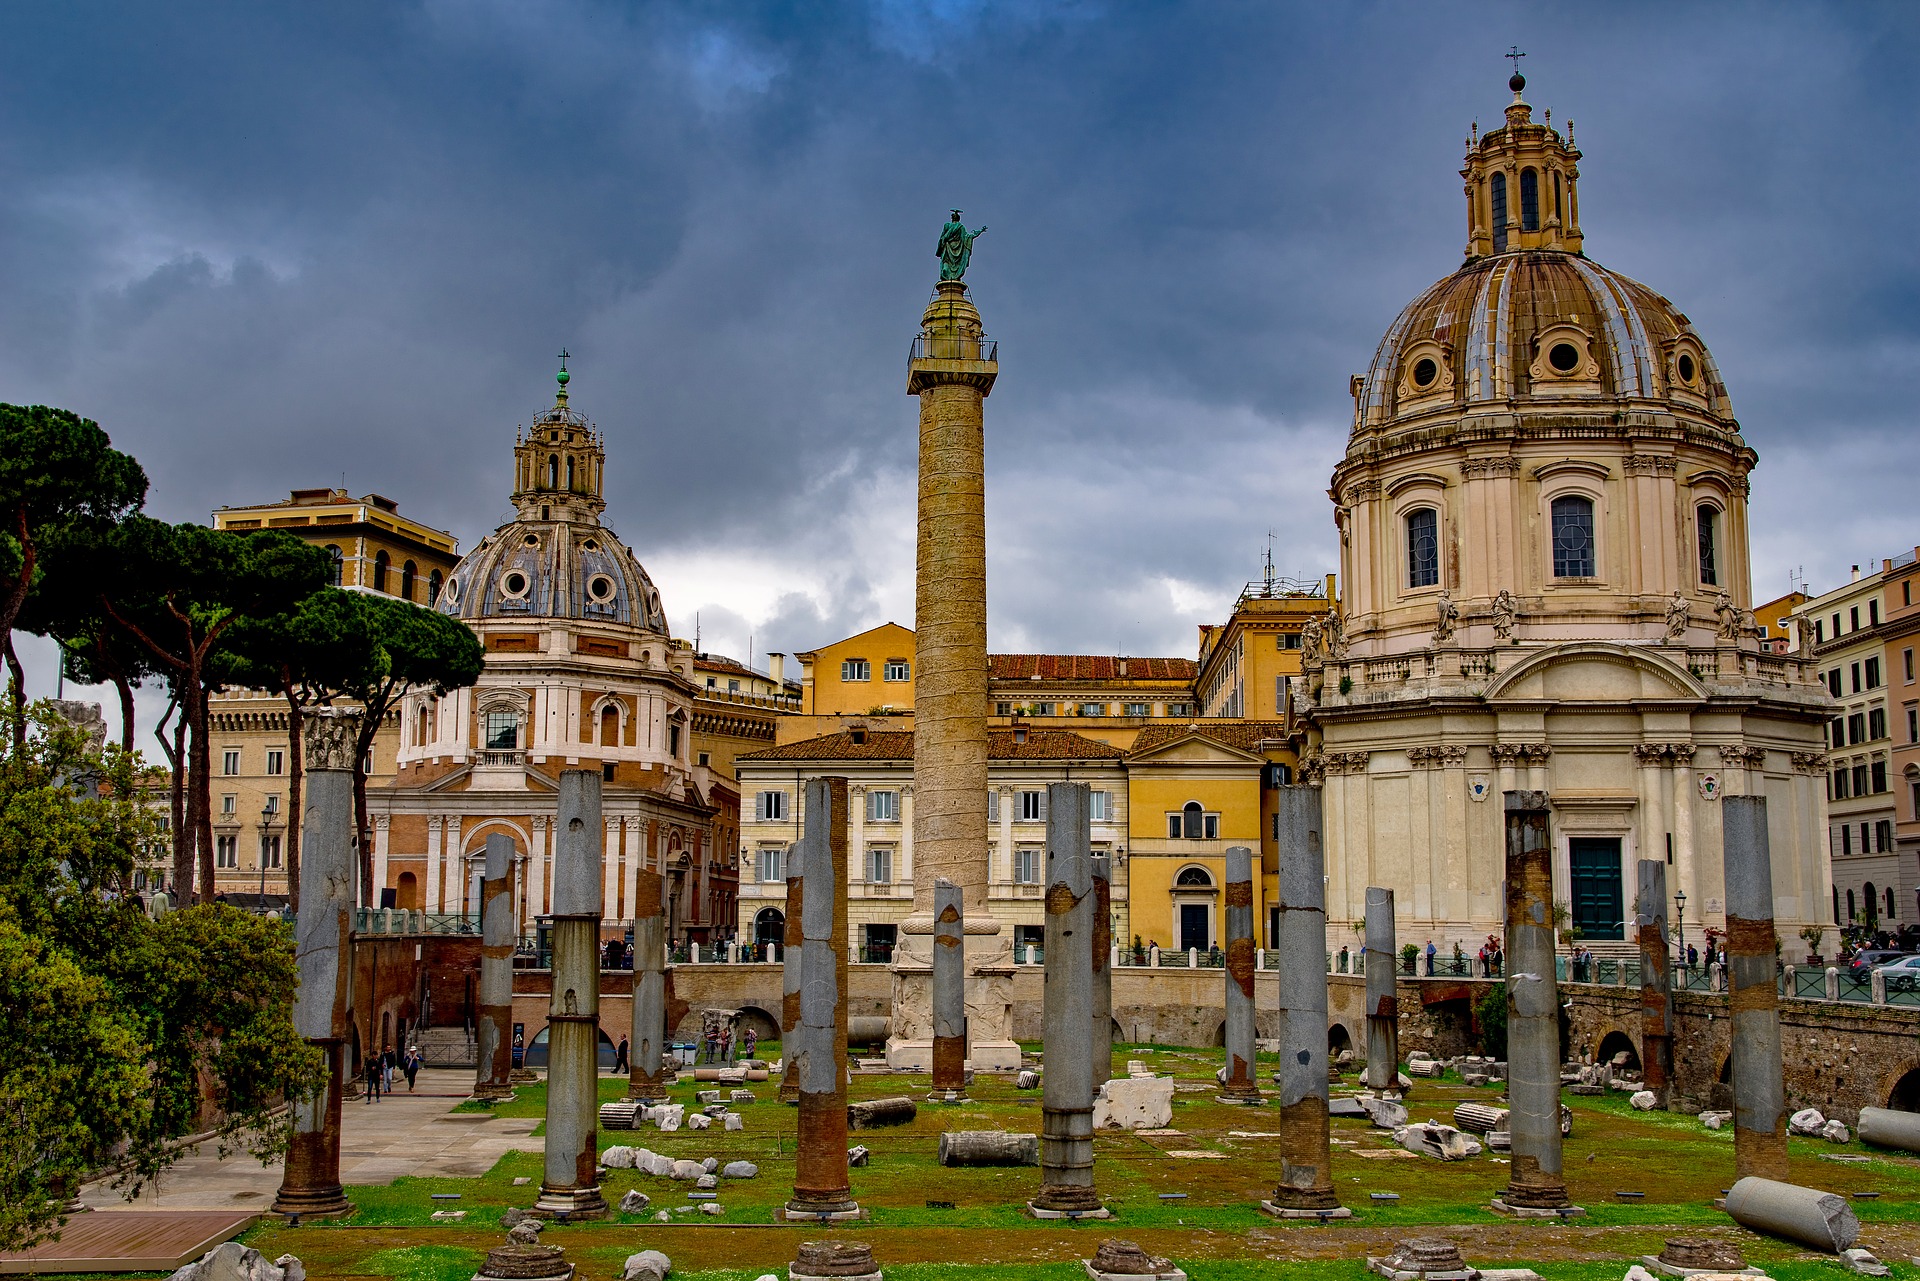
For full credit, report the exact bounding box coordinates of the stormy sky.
[6,2,1918,736]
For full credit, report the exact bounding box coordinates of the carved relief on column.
[1298,752,1326,786]
[1632,744,1671,765]
[1790,751,1829,774]
[1322,751,1369,775]
[1718,745,1767,771]
[1407,746,1440,769]
[1490,744,1528,767]
[1438,745,1468,768]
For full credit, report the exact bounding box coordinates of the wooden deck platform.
[0,1210,260,1274]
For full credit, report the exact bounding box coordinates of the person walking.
[403,1045,421,1092]
[614,1034,630,1075]
[741,1027,757,1061]
[363,1052,382,1103]
[1424,938,1437,976]
[720,1026,735,1065]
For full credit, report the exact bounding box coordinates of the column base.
[270,1186,351,1219]
[529,1186,609,1221]
[471,1085,515,1101]
[778,1204,868,1222]
[1488,1198,1585,1218]
[509,1069,539,1084]
[1260,1201,1353,1220]
[1027,1202,1113,1220]
[926,1088,970,1104]
[886,1037,1021,1071]
[1215,1091,1264,1106]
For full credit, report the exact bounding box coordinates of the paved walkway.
[79,1070,539,1210]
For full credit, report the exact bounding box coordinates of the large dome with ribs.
[1350,250,1735,440]
[437,517,668,632]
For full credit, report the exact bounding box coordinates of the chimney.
[1853,565,1861,582]
[768,652,785,683]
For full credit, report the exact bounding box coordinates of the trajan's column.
[887,212,1020,1071]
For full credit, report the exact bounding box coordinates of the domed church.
[1291,75,1832,958]
[371,365,732,943]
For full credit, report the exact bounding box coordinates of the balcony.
[1127,837,1235,857]
[477,749,526,767]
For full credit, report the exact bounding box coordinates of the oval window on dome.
[1677,353,1697,385]
[1548,342,1581,374]
[583,538,599,552]
[502,571,529,598]
[1411,357,1438,389]
[588,575,616,602]
[446,578,461,605]
[522,533,539,547]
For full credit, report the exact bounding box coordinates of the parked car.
[1873,955,1920,992]
[1847,949,1909,979]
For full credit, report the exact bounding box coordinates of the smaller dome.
[1352,251,1734,439]
[439,518,668,633]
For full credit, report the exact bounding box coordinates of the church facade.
[1291,76,1833,958]
[370,368,737,944]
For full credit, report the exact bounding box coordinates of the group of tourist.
[702,1024,756,1063]
[362,1043,423,1101]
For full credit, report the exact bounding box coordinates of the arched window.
[1406,507,1440,588]
[415,705,429,746]
[1181,800,1204,840]
[1550,495,1595,578]
[1520,168,1540,231]
[400,559,417,602]
[1491,173,1509,253]
[1553,171,1563,222]
[324,544,343,587]
[566,456,575,491]
[373,550,390,593]
[1175,865,1213,888]
[1866,882,1878,920]
[427,569,444,605]
[600,705,620,746]
[547,455,559,488]
[1696,505,1720,587]
[1847,888,1857,921]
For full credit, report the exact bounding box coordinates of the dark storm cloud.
[5,0,1918,725]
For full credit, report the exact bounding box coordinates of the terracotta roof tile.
[988,654,1197,681]
[741,729,1125,763]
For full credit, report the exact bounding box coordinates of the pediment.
[1128,734,1266,766]
[1483,642,1707,704]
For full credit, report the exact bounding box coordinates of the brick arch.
[1594,1027,1640,1071]
[735,1005,780,1045]
[1874,1054,1920,1111]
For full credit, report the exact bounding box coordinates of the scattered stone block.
[790,1240,881,1281]
[1788,1108,1827,1137]
[603,1145,638,1168]
[938,1131,1039,1166]
[166,1243,304,1281]
[1126,1060,1149,1076]
[1016,1070,1041,1089]
[1842,1249,1889,1276]
[429,1209,466,1221]
[701,1156,719,1173]
[1408,1060,1446,1079]
[639,1150,673,1177]
[725,1112,745,1131]
[512,1176,531,1186]
[1569,1084,1604,1096]
[695,1174,717,1189]
[1821,1120,1851,1144]
[696,1090,722,1105]
[1462,1074,1490,1087]
[731,1089,756,1103]
[687,1114,712,1130]
[1359,1096,1409,1129]
[622,1249,672,1281]
[1452,1103,1508,1134]
[1640,1237,1757,1277]
[654,1104,685,1131]
[847,1145,870,1167]
[1093,1077,1175,1130]
[847,1096,918,1129]
[1084,1238,1187,1281]
[1699,1111,1732,1131]
[652,1210,670,1223]
[1392,1123,1481,1161]
[600,1100,642,1130]
[1329,1096,1370,1118]
[669,1159,705,1180]
[501,1207,539,1228]
[700,1203,724,1216]
[1632,1091,1659,1111]
[1367,1236,1481,1281]
[508,1220,544,1245]
[723,1160,760,1178]
[618,1191,651,1214]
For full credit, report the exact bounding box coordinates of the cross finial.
[558,348,570,370]
[1506,46,1525,75]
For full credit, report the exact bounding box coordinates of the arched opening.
[1175,866,1214,888]
[400,560,417,602]
[753,907,785,950]
[1491,172,1509,253]
[373,549,390,594]
[600,704,620,747]
[1520,168,1540,231]
[414,705,429,746]
[1848,888,1857,921]
[1595,1030,1640,1072]
[547,455,559,488]
[736,1007,780,1046]
[396,871,419,911]
[1888,1067,1920,1112]
[324,544,343,586]
[1181,801,1204,840]
[1550,494,1596,578]
[1406,507,1439,588]
[1866,882,1878,924]
[428,569,444,605]
[566,456,575,490]
[1328,1023,1353,1059]
[1696,505,1720,587]
[1553,171,1563,222]
[1888,886,1898,920]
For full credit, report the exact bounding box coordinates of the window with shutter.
[988,790,999,822]
[1019,790,1045,822]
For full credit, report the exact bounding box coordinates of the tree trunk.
[283,688,304,914]
[3,635,25,756]
[185,667,214,903]
[353,761,371,908]
[112,668,135,753]
[156,692,189,897]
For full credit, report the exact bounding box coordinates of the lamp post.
[1673,888,1687,978]
[258,803,276,909]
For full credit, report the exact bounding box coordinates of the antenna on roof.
[695,611,702,654]
[1264,531,1277,592]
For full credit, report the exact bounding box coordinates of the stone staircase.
[416,1026,477,1069]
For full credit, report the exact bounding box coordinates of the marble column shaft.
[1032,783,1101,1216]
[1724,795,1789,1181]
[1267,786,1343,1213]
[1364,886,1398,1095]
[533,770,608,1219]
[1091,853,1113,1090]
[1500,791,1571,1211]
[779,850,805,1104]
[930,877,967,1098]
[474,833,515,1099]
[629,865,669,1100]
[1220,845,1260,1103]
[1636,859,1674,1106]
[785,778,858,1218]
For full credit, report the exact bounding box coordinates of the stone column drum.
[1636,859,1674,1108]
[1724,795,1790,1181]
[1029,783,1108,1219]
[272,709,361,1219]
[1219,845,1260,1104]
[1091,852,1113,1090]
[1262,784,1348,1218]
[783,778,862,1221]
[532,770,608,1220]
[474,832,516,1100]
[1493,791,1580,1217]
[629,866,670,1101]
[1364,886,1399,1097]
[929,877,967,1101]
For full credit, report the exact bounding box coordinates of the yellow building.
[1754,590,1810,653]
[214,487,461,606]
[689,648,802,783]
[1196,575,1336,718]
[793,623,919,716]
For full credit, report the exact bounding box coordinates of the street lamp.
[1673,888,1688,973]
[258,802,277,908]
